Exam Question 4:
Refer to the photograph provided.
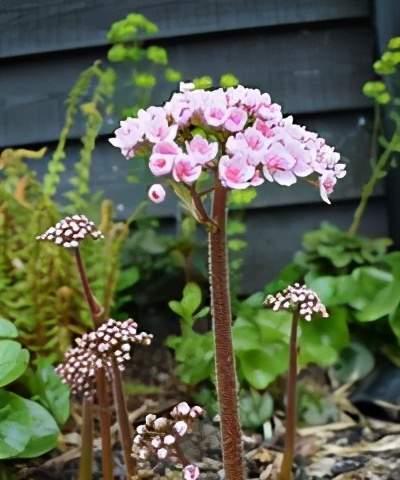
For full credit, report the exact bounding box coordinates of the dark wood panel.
[241,198,388,292]
[0,0,370,59]
[0,25,372,147]
[28,110,379,218]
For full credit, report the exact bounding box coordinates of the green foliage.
[0,322,63,460]
[219,73,240,88]
[240,390,273,429]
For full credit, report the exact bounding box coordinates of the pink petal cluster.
[109,85,346,204]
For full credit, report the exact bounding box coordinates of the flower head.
[110,85,345,203]
[264,283,328,322]
[56,318,152,397]
[132,402,203,473]
[36,215,104,248]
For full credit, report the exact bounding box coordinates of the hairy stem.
[96,368,113,480]
[78,398,94,480]
[74,248,102,326]
[208,181,245,480]
[279,310,300,480]
[111,358,136,477]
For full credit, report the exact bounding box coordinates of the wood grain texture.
[0,25,372,147]
[28,110,378,218]
[0,0,370,58]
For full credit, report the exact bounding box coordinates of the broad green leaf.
[299,307,349,366]
[27,359,70,426]
[255,310,291,343]
[180,283,202,318]
[233,324,260,352]
[239,345,288,389]
[355,280,400,322]
[0,319,17,339]
[0,340,29,387]
[333,342,375,384]
[13,398,59,458]
[116,266,140,291]
[240,390,273,429]
[0,390,31,458]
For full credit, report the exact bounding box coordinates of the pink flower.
[224,107,248,132]
[109,118,143,158]
[183,464,200,480]
[251,170,265,186]
[203,91,229,126]
[219,153,255,189]
[173,154,202,184]
[173,420,188,437]
[186,136,218,165]
[285,140,313,177]
[149,141,180,176]
[262,143,296,186]
[138,106,177,143]
[255,119,275,139]
[319,172,337,204]
[227,127,266,165]
[148,184,166,203]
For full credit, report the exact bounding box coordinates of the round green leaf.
[0,340,29,387]
[239,344,288,389]
[0,390,31,458]
[13,398,59,458]
[0,319,17,339]
[333,342,375,384]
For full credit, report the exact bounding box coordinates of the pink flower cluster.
[109,85,345,204]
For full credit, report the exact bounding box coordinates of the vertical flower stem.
[96,368,113,480]
[74,248,102,326]
[111,358,137,477]
[78,398,94,480]
[279,310,300,480]
[208,181,245,480]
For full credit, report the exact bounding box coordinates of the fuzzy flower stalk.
[133,402,203,479]
[110,84,345,479]
[264,284,329,480]
[37,215,153,479]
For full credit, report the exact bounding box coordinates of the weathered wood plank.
[28,110,378,217]
[0,0,370,59]
[241,198,388,292]
[0,25,372,147]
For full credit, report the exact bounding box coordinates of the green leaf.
[233,323,260,352]
[229,188,257,206]
[180,282,202,318]
[13,398,59,458]
[117,266,140,291]
[240,390,273,429]
[0,319,18,339]
[333,342,375,384]
[355,279,400,322]
[0,391,31,459]
[26,359,70,426]
[165,68,182,83]
[299,307,349,367]
[0,340,29,387]
[146,46,168,65]
[239,345,288,389]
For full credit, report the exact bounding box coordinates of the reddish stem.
[78,398,94,480]
[111,358,136,476]
[279,309,300,480]
[208,182,245,480]
[96,368,113,480]
[74,248,102,326]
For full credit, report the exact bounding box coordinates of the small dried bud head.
[264,283,328,322]
[173,420,188,437]
[36,214,104,248]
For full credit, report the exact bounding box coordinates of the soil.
[15,346,400,480]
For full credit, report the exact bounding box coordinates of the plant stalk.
[348,132,398,236]
[279,309,300,480]
[74,248,102,326]
[96,368,113,480]
[78,398,94,480]
[208,181,245,480]
[111,358,136,477]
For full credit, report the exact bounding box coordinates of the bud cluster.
[56,318,153,397]
[264,283,328,321]
[36,214,104,248]
[133,402,203,475]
